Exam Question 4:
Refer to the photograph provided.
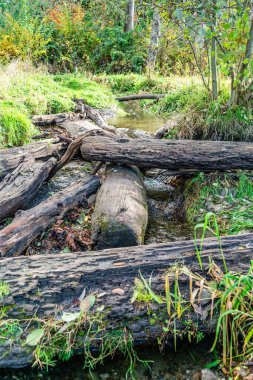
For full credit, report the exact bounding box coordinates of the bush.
[0,106,36,147]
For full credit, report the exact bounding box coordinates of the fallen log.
[0,157,56,222]
[0,233,252,368]
[81,104,116,133]
[0,176,100,257]
[92,165,148,249]
[116,94,165,101]
[32,113,70,126]
[80,136,253,172]
[0,139,65,180]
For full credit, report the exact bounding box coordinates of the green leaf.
[25,328,44,347]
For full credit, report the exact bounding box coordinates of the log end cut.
[91,165,148,249]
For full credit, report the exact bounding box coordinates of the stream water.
[1,104,220,380]
[107,101,165,133]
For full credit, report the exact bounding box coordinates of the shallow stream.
[1,103,219,380]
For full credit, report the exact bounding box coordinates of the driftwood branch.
[0,139,65,180]
[0,157,56,222]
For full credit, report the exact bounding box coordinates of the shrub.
[0,106,36,147]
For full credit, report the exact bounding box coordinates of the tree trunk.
[0,139,65,180]
[147,9,161,72]
[91,165,148,249]
[116,94,165,101]
[80,135,253,172]
[211,2,218,100]
[0,157,56,222]
[234,13,253,105]
[0,176,100,257]
[126,0,135,32]
[0,233,252,368]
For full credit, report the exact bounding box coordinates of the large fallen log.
[0,138,65,180]
[0,233,252,368]
[92,165,148,249]
[116,94,165,101]
[0,157,56,222]
[81,136,253,172]
[0,176,100,257]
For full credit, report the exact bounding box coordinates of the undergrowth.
[185,172,253,235]
[0,61,117,147]
[132,213,253,377]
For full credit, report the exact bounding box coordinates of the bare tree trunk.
[126,0,135,32]
[234,12,253,105]
[147,9,161,72]
[211,2,218,100]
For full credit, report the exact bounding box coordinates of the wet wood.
[92,165,148,249]
[116,94,165,101]
[0,139,65,180]
[80,136,253,172]
[0,233,252,368]
[0,176,100,257]
[0,157,56,222]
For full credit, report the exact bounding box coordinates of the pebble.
[201,369,219,380]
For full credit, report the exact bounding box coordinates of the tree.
[126,0,135,31]
[147,8,161,73]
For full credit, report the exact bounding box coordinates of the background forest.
[0,0,252,146]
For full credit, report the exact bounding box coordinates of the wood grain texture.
[0,157,56,222]
[81,136,253,172]
[0,176,100,257]
[0,233,252,368]
[0,139,65,180]
[92,165,148,249]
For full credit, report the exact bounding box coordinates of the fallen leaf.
[62,312,80,322]
[80,295,96,312]
[96,305,105,312]
[112,288,125,296]
[25,328,44,347]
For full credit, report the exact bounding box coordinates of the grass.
[185,172,253,235]
[131,213,253,376]
[99,73,253,142]
[0,60,117,147]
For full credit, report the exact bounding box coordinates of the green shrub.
[0,106,36,147]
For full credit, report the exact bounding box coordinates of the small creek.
[108,101,165,134]
[1,104,215,380]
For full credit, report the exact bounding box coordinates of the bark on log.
[0,176,100,257]
[82,104,116,133]
[0,139,65,180]
[92,165,148,249]
[32,113,69,126]
[116,94,165,101]
[81,136,253,172]
[0,233,252,368]
[0,157,56,222]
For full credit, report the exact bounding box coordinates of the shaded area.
[0,339,220,380]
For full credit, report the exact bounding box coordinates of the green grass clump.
[0,105,36,147]
[98,73,172,94]
[185,172,253,235]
